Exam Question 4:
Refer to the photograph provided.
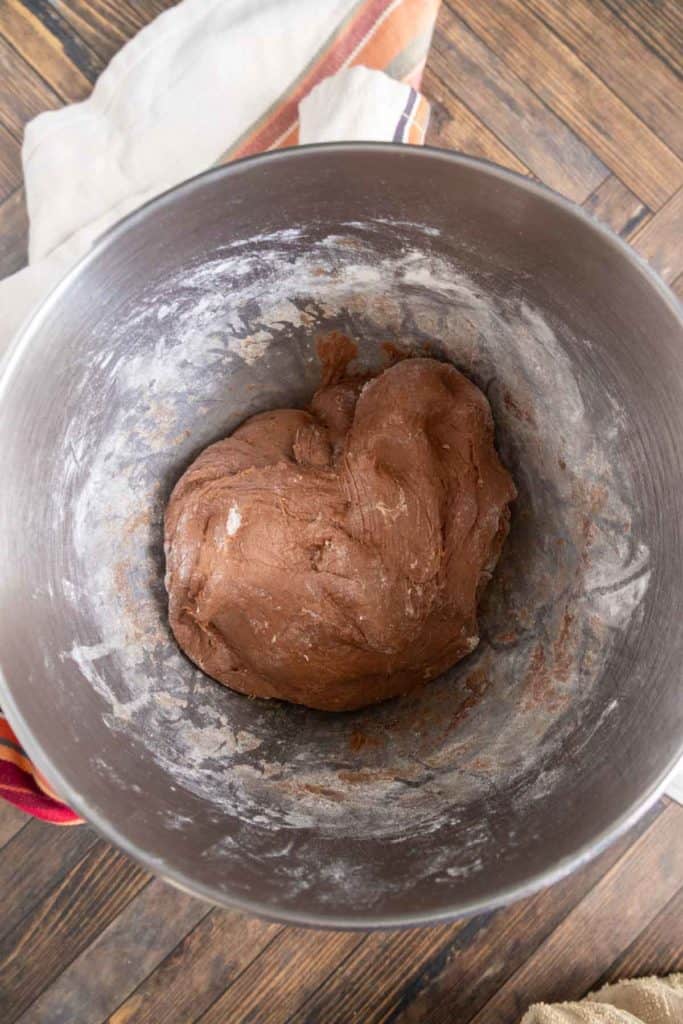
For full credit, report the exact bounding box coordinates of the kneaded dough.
[164,355,516,711]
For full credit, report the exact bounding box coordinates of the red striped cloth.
[0,717,82,824]
[0,0,440,825]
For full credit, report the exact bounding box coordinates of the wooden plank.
[422,65,530,177]
[525,0,683,157]
[602,0,683,78]
[51,0,172,65]
[468,802,683,1024]
[0,35,61,140]
[108,908,282,1024]
[598,886,683,986]
[0,186,29,277]
[0,120,23,202]
[288,920,470,1024]
[197,927,366,1024]
[0,800,27,848]
[431,7,607,202]
[0,0,100,102]
[0,820,97,944]
[1,840,149,1023]
[582,175,650,238]
[16,878,210,1024]
[629,187,683,283]
[451,0,683,209]
[367,801,664,1024]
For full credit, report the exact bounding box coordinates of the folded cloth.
[0,0,439,823]
[0,719,82,824]
[521,975,683,1024]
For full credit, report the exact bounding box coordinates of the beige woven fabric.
[521,974,683,1024]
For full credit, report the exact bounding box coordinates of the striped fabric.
[0,717,82,824]
[0,0,441,824]
[223,0,437,159]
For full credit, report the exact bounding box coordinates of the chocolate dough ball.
[164,357,515,711]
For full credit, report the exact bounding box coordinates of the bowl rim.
[1,141,682,929]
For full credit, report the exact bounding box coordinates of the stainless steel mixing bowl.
[0,145,681,927]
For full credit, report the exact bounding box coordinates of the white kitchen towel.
[0,0,437,358]
[521,974,683,1024]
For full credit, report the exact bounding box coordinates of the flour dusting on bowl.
[66,228,649,876]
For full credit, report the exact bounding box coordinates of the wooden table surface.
[0,2,682,1021]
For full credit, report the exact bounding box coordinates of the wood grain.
[0,35,61,140]
[525,0,683,156]
[1,840,149,1023]
[51,0,173,65]
[108,909,281,1024]
[629,186,683,283]
[0,0,98,102]
[422,65,529,176]
[451,0,683,208]
[0,821,97,944]
[431,4,607,202]
[0,800,27,849]
[197,927,366,1024]
[599,886,683,984]
[288,921,470,1024]
[0,186,29,275]
[0,119,23,202]
[16,879,210,1024]
[468,802,683,1023]
[601,0,683,78]
[582,175,650,238]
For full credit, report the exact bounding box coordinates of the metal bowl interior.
[0,145,681,927]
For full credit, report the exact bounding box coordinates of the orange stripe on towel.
[348,0,438,77]
[224,0,391,160]
[224,0,437,159]
[0,741,38,776]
